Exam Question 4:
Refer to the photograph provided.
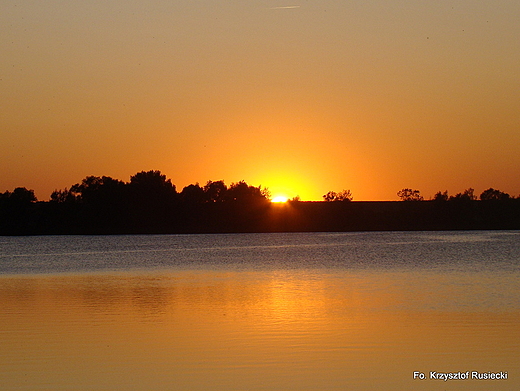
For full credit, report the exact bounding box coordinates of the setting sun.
[271,195,289,203]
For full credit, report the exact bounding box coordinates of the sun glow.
[271,195,289,203]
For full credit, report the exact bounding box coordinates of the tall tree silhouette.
[204,180,227,202]
[0,187,37,234]
[128,170,178,232]
[225,181,269,203]
[1,187,37,204]
[480,188,510,201]
[180,183,205,204]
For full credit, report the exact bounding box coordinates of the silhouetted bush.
[397,188,423,201]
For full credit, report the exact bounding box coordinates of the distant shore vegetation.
[1,170,520,235]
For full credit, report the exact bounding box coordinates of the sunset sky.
[2,0,519,201]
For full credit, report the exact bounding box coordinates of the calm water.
[1,231,519,390]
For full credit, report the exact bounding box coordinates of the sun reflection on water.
[0,269,518,390]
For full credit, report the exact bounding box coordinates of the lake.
[1,231,519,390]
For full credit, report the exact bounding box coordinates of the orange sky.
[1,1,519,200]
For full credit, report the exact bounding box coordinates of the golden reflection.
[0,271,518,390]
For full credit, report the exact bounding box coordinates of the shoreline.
[2,200,520,235]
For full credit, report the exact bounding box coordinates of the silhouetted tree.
[50,188,79,203]
[323,191,336,202]
[433,190,449,202]
[0,187,38,234]
[124,170,178,232]
[397,188,423,201]
[3,187,37,204]
[480,188,510,201]
[130,170,176,195]
[323,190,353,201]
[225,181,269,203]
[72,176,129,232]
[261,187,271,200]
[129,170,177,206]
[70,176,102,202]
[68,176,126,204]
[449,188,476,201]
[204,180,227,202]
[180,183,205,203]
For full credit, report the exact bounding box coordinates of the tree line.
[1,170,272,234]
[1,170,520,234]
[322,187,515,202]
[396,187,514,202]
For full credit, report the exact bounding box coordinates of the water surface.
[1,231,519,390]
